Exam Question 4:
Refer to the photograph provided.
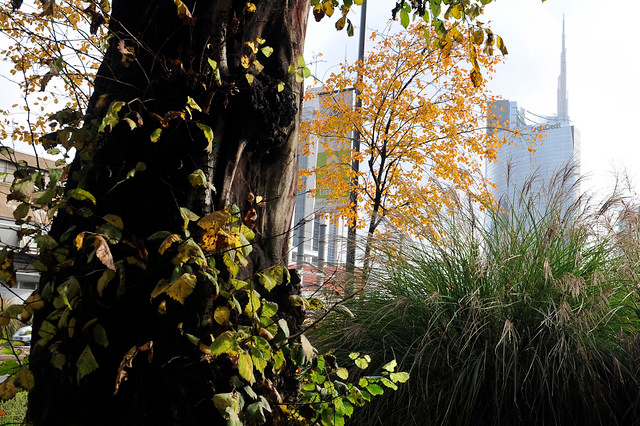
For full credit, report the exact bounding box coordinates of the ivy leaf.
[103,214,124,230]
[389,371,410,383]
[76,345,99,381]
[196,123,214,153]
[257,264,288,292]
[246,396,272,423]
[94,235,116,271]
[98,101,126,133]
[277,81,285,92]
[214,306,230,325]
[366,384,384,396]
[150,128,162,143]
[355,356,369,369]
[97,269,116,297]
[300,334,315,361]
[166,273,196,304]
[496,35,508,55]
[93,324,109,348]
[14,366,34,391]
[213,392,242,426]
[13,202,30,220]
[67,188,96,204]
[244,289,261,317]
[158,234,182,255]
[210,331,238,356]
[188,169,208,188]
[238,351,254,383]
[174,0,196,25]
[336,367,349,380]
[382,359,397,372]
[261,46,273,57]
[260,300,278,318]
[186,96,202,112]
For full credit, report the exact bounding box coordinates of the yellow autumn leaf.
[166,273,197,304]
[240,56,251,69]
[75,231,86,251]
[158,234,182,255]
[14,366,35,391]
[214,306,230,325]
[245,41,258,54]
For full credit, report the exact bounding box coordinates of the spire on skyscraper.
[557,15,569,119]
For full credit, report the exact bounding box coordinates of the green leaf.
[379,376,398,390]
[97,269,116,297]
[246,396,271,423]
[354,357,369,369]
[150,127,162,143]
[186,96,202,112]
[196,123,214,153]
[244,289,262,316]
[76,345,99,381]
[188,169,208,187]
[297,55,306,68]
[261,46,274,57]
[336,367,349,380]
[13,202,30,220]
[277,81,285,92]
[400,8,409,28]
[260,300,278,318]
[366,384,384,396]
[98,101,126,133]
[93,324,109,347]
[210,331,238,356]
[67,188,96,204]
[34,234,58,250]
[213,392,242,425]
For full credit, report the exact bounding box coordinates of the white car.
[12,326,32,343]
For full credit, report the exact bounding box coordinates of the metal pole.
[345,0,367,283]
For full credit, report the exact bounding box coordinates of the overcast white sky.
[305,0,640,195]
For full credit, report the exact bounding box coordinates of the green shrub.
[312,171,640,425]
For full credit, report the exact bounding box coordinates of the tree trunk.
[28,0,309,424]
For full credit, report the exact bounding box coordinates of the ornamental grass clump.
[312,169,640,425]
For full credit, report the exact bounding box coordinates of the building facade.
[0,150,55,302]
[290,88,351,288]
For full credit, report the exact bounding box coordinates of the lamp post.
[345,0,367,282]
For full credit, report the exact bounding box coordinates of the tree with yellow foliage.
[302,23,505,264]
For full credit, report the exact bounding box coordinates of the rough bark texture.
[28,0,309,424]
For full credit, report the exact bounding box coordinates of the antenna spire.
[557,15,569,119]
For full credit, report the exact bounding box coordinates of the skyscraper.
[487,16,580,213]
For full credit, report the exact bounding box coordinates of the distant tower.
[486,16,581,217]
[557,15,569,120]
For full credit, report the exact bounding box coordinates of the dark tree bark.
[28,0,309,424]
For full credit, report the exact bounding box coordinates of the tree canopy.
[301,23,504,241]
